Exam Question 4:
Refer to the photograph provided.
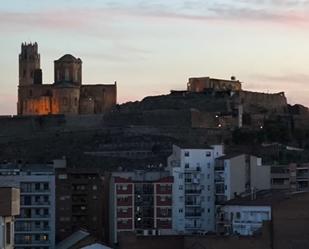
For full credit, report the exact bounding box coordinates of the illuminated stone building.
[17,42,117,115]
[187,76,242,92]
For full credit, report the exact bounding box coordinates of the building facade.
[187,77,242,92]
[215,154,271,204]
[221,204,271,236]
[0,187,20,249]
[167,144,224,234]
[55,165,109,243]
[271,163,309,191]
[17,42,117,115]
[0,163,56,249]
[109,171,173,244]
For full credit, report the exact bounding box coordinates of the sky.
[1,0,309,114]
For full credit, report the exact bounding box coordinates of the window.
[185,163,189,169]
[208,208,210,213]
[207,185,210,191]
[179,209,183,213]
[58,174,67,180]
[236,212,241,219]
[206,151,211,157]
[35,209,41,216]
[35,183,40,191]
[63,97,68,106]
[207,174,210,179]
[184,151,190,157]
[6,222,11,245]
[29,90,33,97]
[44,209,49,216]
[179,173,183,179]
[92,185,97,190]
[179,185,183,190]
[65,68,70,81]
[43,183,49,191]
[207,196,211,201]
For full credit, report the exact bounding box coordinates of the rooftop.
[56,54,81,63]
[174,143,214,150]
[224,189,304,206]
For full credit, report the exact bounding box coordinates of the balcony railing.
[185,212,202,217]
[185,189,201,194]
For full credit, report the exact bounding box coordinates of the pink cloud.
[1,5,309,36]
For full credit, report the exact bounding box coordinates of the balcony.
[156,209,172,218]
[215,177,224,183]
[157,219,172,229]
[156,196,172,206]
[117,197,133,206]
[185,212,202,217]
[117,208,133,218]
[185,189,201,194]
[15,227,50,233]
[156,185,172,195]
[21,188,51,194]
[185,223,202,230]
[17,214,50,220]
[117,219,133,230]
[185,201,201,207]
[117,185,133,195]
[20,201,50,207]
[15,240,51,246]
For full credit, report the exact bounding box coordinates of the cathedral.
[17,42,117,115]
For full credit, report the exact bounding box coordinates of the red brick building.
[109,171,173,245]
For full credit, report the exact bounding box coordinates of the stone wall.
[236,91,287,113]
[80,84,116,114]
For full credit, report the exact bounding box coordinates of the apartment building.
[0,187,20,249]
[109,170,173,244]
[0,163,56,249]
[215,154,271,204]
[167,144,224,234]
[271,163,309,191]
[55,165,109,243]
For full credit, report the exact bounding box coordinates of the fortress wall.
[105,109,191,127]
[0,114,105,140]
[238,91,287,112]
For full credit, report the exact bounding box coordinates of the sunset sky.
[1,0,309,114]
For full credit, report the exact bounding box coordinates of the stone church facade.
[17,42,117,115]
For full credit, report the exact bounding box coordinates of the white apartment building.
[167,144,224,234]
[0,163,56,249]
[215,154,271,203]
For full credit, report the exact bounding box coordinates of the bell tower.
[19,42,42,86]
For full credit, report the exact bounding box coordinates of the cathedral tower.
[19,42,42,86]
